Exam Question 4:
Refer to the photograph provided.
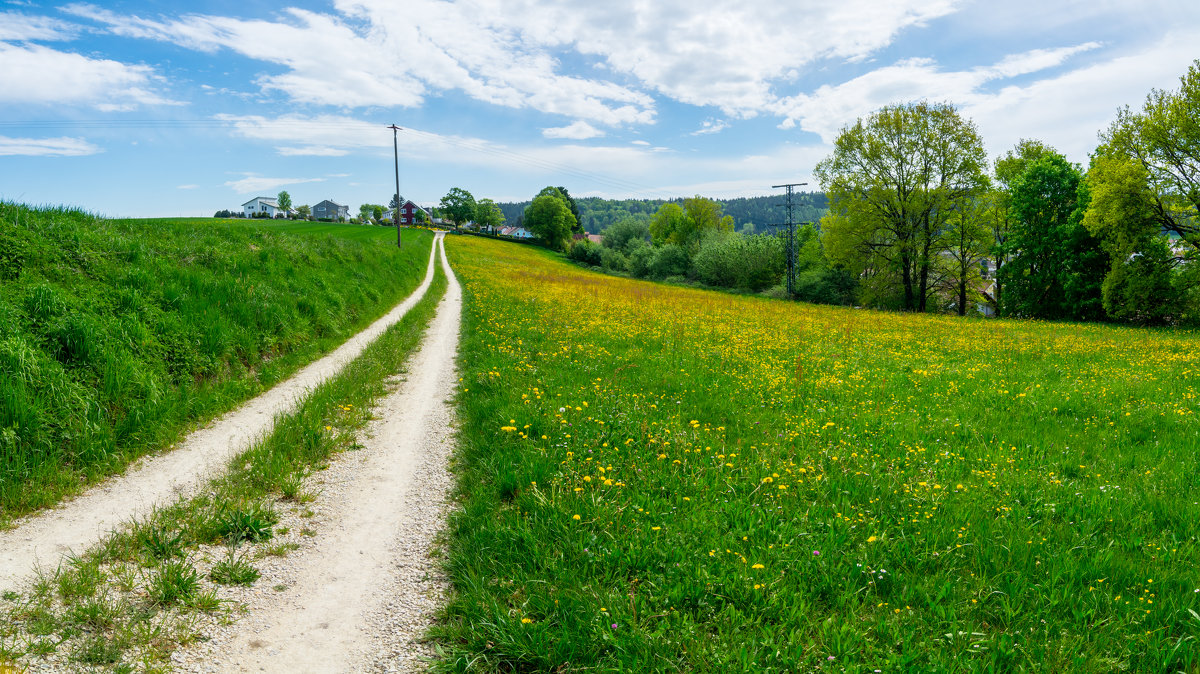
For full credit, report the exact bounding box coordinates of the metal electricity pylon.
[768,182,808,296]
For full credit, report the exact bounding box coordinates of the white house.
[242,196,287,218]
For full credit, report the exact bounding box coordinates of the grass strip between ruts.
[0,241,450,672]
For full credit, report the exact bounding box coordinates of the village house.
[500,225,533,239]
[313,199,349,221]
[397,199,431,226]
[242,196,289,218]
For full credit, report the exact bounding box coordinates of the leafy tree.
[1101,237,1179,324]
[1095,59,1200,255]
[649,197,733,252]
[816,102,989,311]
[276,191,292,216]
[941,193,997,315]
[602,217,651,252]
[475,198,506,232]
[990,139,1058,310]
[296,204,311,220]
[555,186,583,233]
[649,203,688,246]
[523,195,575,250]
[440,187,477,226]
[999,154,1106,320]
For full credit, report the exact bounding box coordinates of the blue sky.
[1,0,1197,217]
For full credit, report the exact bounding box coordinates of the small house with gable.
[242,196,287,218]
[397,200,431,226]
[313,199,349,221]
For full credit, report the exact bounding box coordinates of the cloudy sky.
[1,0,1197,217]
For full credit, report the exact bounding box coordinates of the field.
[0,204,433,521]
[442,235,1200,672]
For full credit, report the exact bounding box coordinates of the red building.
[397,200,430,225]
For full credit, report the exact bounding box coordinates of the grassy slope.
[0,244,451,671]
[0,205,433,521]
[442,235,1200,672]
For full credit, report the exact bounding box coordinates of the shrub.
[600,247,628,273]
[627,244,655,278]
[567,240,603,267]
[647,244,690,280]
[692,232,783,291]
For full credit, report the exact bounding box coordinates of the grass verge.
[436,235,1200,672]
[0,238,450,672]
[0,203,433,522]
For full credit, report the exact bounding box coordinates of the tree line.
[814,59,1200,325]
[497,194,827,234]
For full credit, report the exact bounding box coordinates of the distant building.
[500,226,533,239]
[397,200,431,226]
[313,199,349,221]
[242,196,287,218]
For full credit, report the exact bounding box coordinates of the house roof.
[315,199,347,208]
[242,196,278,207]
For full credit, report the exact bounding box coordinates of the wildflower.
[751,563,765,569]
[813,550,820,556]
[521,617,532,624]
[572,514,581,521]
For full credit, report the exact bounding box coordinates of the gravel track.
[0,238,441,595]
[175,234,461,672]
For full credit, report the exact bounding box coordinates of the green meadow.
[0,204,432,522]
[439,235,1200,673]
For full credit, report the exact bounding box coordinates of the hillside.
[442,235,1200,671]
[0,204,433,519]
[497,193,829,233]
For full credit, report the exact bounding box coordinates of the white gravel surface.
[173,234,461,673]
[0,239,440,595]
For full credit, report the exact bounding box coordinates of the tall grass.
[0,203,433,521]
[439,235,1200,672]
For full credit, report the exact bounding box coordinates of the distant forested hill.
[498,193,828,233]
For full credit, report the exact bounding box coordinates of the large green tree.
[440,187,477,226]
[524,194,576,250]
[998,153,1106,320]
[816,101,989,311]
[276,190,292,217]
[648,196,733,252]
[989,139,1059,310]
[1094,59,1200,254]
[475,198,506,232]
[942,192,997,316]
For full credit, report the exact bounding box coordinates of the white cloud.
[0,11,78,40]
[0,42,180,108]
[490,0,962,116]
[224,174,326,194]
[543,121,604,140]
[0,135,100,156]
[630,140,651,146]
[691,119,729,136]
[771,41,1104,143]
[66,2,655,126]
[176,184,199,189]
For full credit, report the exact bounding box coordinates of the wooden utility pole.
[388,124,402,248]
